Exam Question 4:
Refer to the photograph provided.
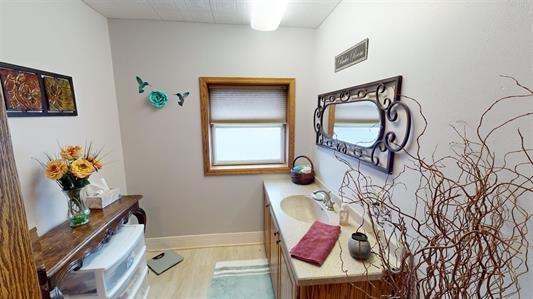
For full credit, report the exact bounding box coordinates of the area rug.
[207,258,274,299]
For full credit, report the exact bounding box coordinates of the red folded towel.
[290,221,341,266]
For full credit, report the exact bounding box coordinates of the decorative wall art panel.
[0,68,43,113]
[43,76,76,112]
[0,62,78,117]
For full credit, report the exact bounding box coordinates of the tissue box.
[85,188,121,209]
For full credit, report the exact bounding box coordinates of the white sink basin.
[280,195,329,223]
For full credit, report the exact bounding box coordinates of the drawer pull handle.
[265,203,271,207]
[276,240,281,244]
[274,231,279,236]
[126,253,135,269]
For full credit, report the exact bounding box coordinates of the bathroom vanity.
[263,178,397,299]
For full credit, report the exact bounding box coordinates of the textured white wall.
[108,20,317,238]
[313,0,533,295]
[0,0,127,235]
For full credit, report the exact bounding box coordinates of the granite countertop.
[264,177,388,285]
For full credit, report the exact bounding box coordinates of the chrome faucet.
[312,190,335,211]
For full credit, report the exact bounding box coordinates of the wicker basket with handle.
[290,155,315,185]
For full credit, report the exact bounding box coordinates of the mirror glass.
[322,101,381,147]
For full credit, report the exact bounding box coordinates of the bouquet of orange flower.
[39,144,104,227]
[42,144,104,190]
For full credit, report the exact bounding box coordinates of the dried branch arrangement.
[337,77,533,298]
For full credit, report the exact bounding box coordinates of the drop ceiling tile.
[174,0,214,23]
[210,0,250,25]
[209,0,239,10]
[148,0,181,20]
[85,0,160,19]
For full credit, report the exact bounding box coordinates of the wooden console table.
[31,195,146,299]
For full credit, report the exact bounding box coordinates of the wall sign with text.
[335,38,369,72]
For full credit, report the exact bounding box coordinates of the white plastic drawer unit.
[61,224,148,299]
[116,260,150,299]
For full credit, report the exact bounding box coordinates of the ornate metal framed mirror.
[314,76,411,174]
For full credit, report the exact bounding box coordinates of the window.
[200,77,295,175]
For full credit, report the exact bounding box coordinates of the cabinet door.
[270,216,280,298]
[264,195,271,261]
[280,251,295,299]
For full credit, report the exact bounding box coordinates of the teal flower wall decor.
[136,76,189,109]
[148,90,168,108]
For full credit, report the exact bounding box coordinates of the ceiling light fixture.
[250,0,288,31]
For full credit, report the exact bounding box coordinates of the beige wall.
[313,0,532,294]
[108,20,316,238]
[314,0,532,190]
[0,0,127,234]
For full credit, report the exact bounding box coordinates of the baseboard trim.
[146,231,263,251]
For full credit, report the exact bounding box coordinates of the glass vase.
[64,188,90,227]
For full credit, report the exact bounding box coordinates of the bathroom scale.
[147,251,184,275]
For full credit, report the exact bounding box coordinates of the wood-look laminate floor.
[147,244,266,299]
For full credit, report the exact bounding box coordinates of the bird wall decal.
[136,76,189,109]
[175,92,189,106]
[136,76,150,94]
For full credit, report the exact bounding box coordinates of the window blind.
[209,86,287,123]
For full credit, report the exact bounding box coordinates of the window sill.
[204,163,291,176]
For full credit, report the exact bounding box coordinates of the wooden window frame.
[199,77,295,176]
